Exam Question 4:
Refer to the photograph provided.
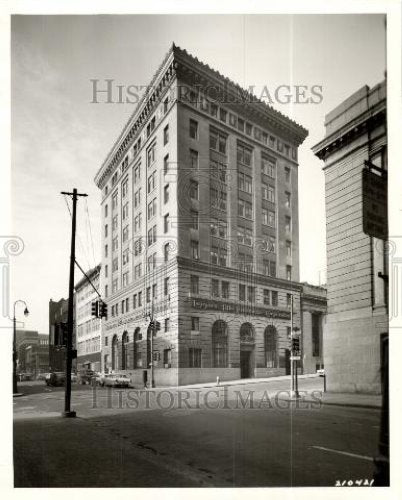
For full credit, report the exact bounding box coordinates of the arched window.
[134,328,142,368]
[121,331,129,370]
[264,326,277,368]
[111,335,118,371]
[212,320,228,368]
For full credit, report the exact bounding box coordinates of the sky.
[11,14,386,333]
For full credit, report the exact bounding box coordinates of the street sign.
[362,167,387,240]
[290,356,301,361]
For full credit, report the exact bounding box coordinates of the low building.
[49,298,68,372]
[24,334,49,376]
[75,264,102,372]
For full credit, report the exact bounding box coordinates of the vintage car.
[77,369,95,385]
[99,373,131,388]
[45,371,66,386]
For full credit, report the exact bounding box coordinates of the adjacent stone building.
[312,81,387,393]
[95,44,324,386]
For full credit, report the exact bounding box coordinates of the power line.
[85,197,96,268]
[63,194,92,271]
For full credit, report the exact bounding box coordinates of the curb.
[284,398,381,410]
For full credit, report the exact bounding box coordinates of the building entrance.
[240,350,252,378]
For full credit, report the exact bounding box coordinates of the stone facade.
[95,44,325,386]
[313,81,387,394]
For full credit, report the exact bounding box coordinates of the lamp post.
[13,300,29,395]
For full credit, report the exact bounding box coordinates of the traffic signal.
[91,301,99,317]
[99,301,108,319]
[291,336,300,352]
[155,321,161,332]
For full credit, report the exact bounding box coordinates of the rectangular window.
[285,191,291,208]
[164,243,170,262]
[287,294,292,308]
[263,289,270,305]
[189,119,198,139]
[261,155,276,178]
[104,204,108,217]
[152,284,157,300]
[112,215,118,231]
[122,249,129,266]
[245,123,252,136]
[122,225,129,243]
[190,180,199,200]
[237,143,252,166]
[122,272,129,288]
[210,188,227,211]
[146,287,151,303]
[210,129,227,154]
[147,143,156,167]
[263,259,276,277]
[147,225,156,246]
[147,172,156,194]
[164,97,169,114]
[212,279,220,297]
[191,240,199,260]
[271,291,278,306]
[122,177,128,198]
[134,214,142,233]
[133,294,137,309]
[164,318,170,332]
[134,264,142,279]
[164,213,169,233]
[219,108,227,122]
[238,172,253,194]
[147,198,156,220]
[210,103,218,117]
[190,275,199,295]
[239,284,246,302]
[164,277,170,296]
[112,191,118,210]
[190,149,199,169]
[221,281,229,299]
[286,265,292,281]
[105,244,108,257]
[134,164,141,184]
[105,264,108,277]
[163,124,169,145]
[285,167,291,183]
[286,240,292,257]
[122,202,129,221]
[189,348,202,368]
[163,349,172,367]
[164,184,169,204]
[134,188,141,208]
[285,216,291,233]
[138,291,142,306]
[164,154,169,176]
[104,224,108,238]
[238,199,253,219]
[191,317,199,331]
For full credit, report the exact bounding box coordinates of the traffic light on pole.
[292,336,300,353]
[155,321,161,332]
[99,301,108,319]
[91,300,99,317]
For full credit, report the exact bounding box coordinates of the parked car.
[71,373,78,383]
[99,373,131,388]
[316,368,325,377]
[45,371,66,386]
[77,369,95,385]
[18,373,33,381]
[93,372,102,386]
[36,373,47,381]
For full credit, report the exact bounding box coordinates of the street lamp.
[13,300,29,395]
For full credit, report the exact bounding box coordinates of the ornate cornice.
[94,43,308,189]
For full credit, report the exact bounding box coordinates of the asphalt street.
[14,377,381,487]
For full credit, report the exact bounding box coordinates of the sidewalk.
[301,391,382,410]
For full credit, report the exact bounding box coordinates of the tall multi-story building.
[313,81,387,393]
[95,44,313,386]
[75,264,102,372]
[24,334,49,376]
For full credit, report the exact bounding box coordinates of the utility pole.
[61,188,87,418]
[290,294,294,396]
